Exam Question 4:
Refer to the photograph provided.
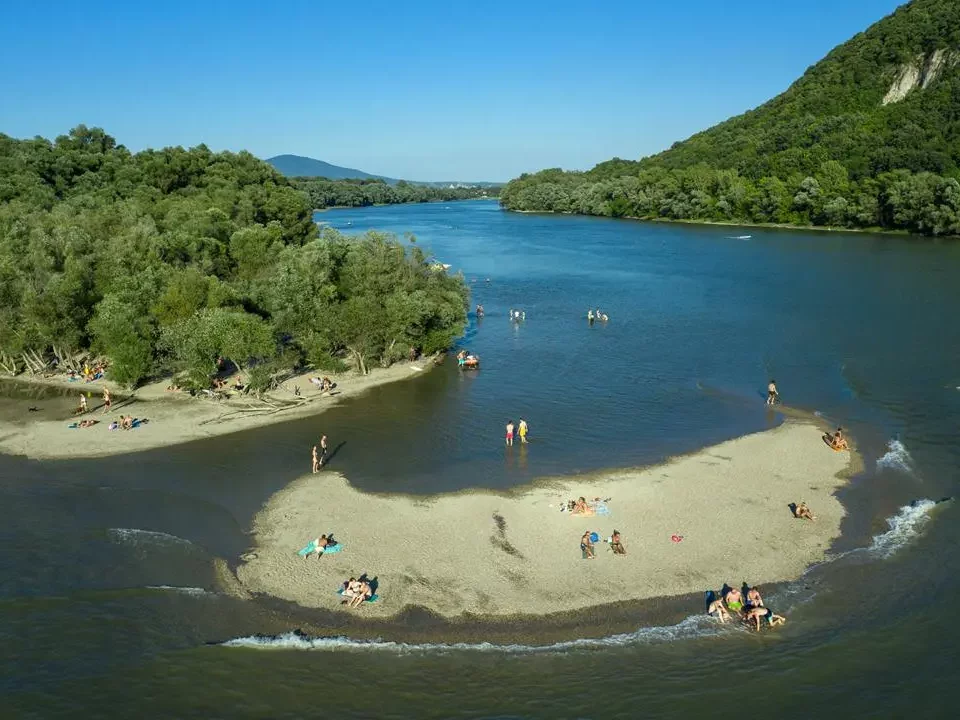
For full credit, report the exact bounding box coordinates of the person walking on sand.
[581,530,596,559]
[311,445,320,474]
[77,393,87,414]
[767,379,779,405]
[102,387,111,414]
[318,435,328,467]
[610,529,626,555]
[505,421,514,447]
[518,418,529,444]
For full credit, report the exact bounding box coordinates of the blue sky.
[0,0,904,181]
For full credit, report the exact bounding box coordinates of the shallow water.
[2,201,960,717]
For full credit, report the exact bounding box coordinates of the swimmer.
[745,606,786,631]
[707,597,730,623]
[724,587,744,614]
[767,379,779,405]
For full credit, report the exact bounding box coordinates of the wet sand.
[236,421,856,619]
[0,360,438,460]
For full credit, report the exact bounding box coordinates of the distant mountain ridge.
[266,154,499,188]
[266,154,394,182]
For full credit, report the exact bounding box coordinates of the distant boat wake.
[726,235,752,240]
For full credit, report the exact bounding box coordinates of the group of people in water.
[586,308,609,324]
[707,585,787,631]
[504,418,529,446]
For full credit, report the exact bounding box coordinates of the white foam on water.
[865,499,938,559]
[222,614,732,655]
[876,439,915,474]
[108,528,194,547]
[146,585,212,596]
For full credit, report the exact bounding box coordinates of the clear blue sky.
[0,0,904,181]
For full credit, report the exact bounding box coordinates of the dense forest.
[293,177,498,209]
[501,0,960,236]
[0,126,469,389]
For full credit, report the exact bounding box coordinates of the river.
[2,199,959,718]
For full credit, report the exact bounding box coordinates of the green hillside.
[500,0,960,236]
[266,154,389,181]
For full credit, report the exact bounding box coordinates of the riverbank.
[0,359,439,460]
[235,421,856,619]
[505,208,914,237]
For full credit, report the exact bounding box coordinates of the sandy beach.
[0,359,438,460]
[235,421,857,619]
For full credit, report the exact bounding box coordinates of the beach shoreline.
[233,420,858,623]
[0,357,441,460]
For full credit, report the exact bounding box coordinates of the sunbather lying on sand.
[794,502,816,521]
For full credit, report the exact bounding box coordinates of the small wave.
[146,585,212,596]
[223,615,729,655]
[867,499,939,559]
[876,439,914,474]
[108,528,194,547]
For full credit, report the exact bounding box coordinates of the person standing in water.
[318,434,328,467]
[505,421,515,447]
[518,418,529,444]
[587,310,595,325]
[767,379,779,405]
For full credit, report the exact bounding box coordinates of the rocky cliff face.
[882,48,959,104]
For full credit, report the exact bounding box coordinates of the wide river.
[2,200,959,718]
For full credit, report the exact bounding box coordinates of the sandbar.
[0,360,437,460]
[235,421,856,619]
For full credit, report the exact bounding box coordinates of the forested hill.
[0,127,469,387]
[266,154,389,181]
[293,177,498,209]
[501,0,960,236]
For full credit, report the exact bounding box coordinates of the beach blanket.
[592,501,611,516]
[297,541,343,556]
[337,588,378,603]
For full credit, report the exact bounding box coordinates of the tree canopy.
[500,0,960,236]
[0,126,468,387]
[293,177,498,209]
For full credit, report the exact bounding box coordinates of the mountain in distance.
[500,0,960,236]
[266,154,500,188]
[266,154,394,182]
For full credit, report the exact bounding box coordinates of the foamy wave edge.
[222,615,729,654]
[108,528,194,547]
[865,498,942,559]
[876,439,915,474]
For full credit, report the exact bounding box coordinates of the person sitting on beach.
[312,535,330,559]
[829,427,848,450]
[581,530,596,559]
[724,587,744,614]
[233,377,244,391]
[341,577,360,603]
[794,501,817,521]
[746,587,764,609]
[309,377,323,389]
[745,606,786,631]
[571,497,595,516]
[610,530,626,555]
[707,597,730,623]
[767,379,779,405]
[120,415,134,430]
[349,580,372,609]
